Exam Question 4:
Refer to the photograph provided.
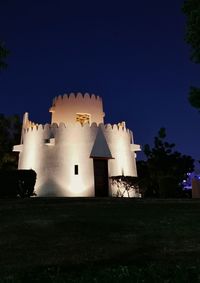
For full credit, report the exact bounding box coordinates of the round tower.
[49,92,105,125]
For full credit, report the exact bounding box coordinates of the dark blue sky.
[0,0,199,161]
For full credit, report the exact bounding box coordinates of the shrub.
[158,176,179,198]
[0,169,36,198]
[110,176,140,197]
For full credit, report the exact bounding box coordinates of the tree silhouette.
[137,128,194,197]
[182,0,200,110]
[0,114,21,169]
[0,42,9,70]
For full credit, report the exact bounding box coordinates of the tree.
[182,0,200,109]
[137,128,194,198]
[0,114,21,169]
[0,42,9,70]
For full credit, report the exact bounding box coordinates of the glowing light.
[76,113,91,125]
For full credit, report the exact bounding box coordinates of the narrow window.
[74,165,78,175]
[44,139,50,143]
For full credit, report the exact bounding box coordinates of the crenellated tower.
[49,93,105,125]
[13,92,141,197]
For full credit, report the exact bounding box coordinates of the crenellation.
[77,92,83,99]
[63,94,68,100]
[44,124,50,130]
[22,120,135,138]
[84,93,90,99]
[112,124,118,131]
[38,124,44,130]
[68,93,75,100]
[105,123,112,130]
[90,122,98,129]
[51,93,103,110]
[58,122,66,128]
[51,123,59,128]
[91,94,96,100]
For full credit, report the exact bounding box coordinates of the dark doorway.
[93,159,109,197]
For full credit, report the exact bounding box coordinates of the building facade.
[13,93,141,197]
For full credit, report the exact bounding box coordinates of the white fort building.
[14,93,141,197]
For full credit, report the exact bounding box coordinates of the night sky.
[0,0,199,163]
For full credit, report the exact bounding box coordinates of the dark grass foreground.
[1,198,200,282]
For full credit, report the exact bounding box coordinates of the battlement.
[51,92,102,107]
[20,122,140,156]
[23,122,131,134]
[49,92,104,125]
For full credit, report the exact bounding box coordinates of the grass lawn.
[0,198,200,282]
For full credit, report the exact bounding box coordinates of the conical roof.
[90,127,113,159]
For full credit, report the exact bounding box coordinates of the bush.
[110,176,140,197]
[0,169,36,198]
[158,176,179,198]
[0,170,18,197]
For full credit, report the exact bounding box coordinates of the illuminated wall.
[49,93,105,125]
[14,93,141,197]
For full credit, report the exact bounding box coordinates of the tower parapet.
[49,92,105,125]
